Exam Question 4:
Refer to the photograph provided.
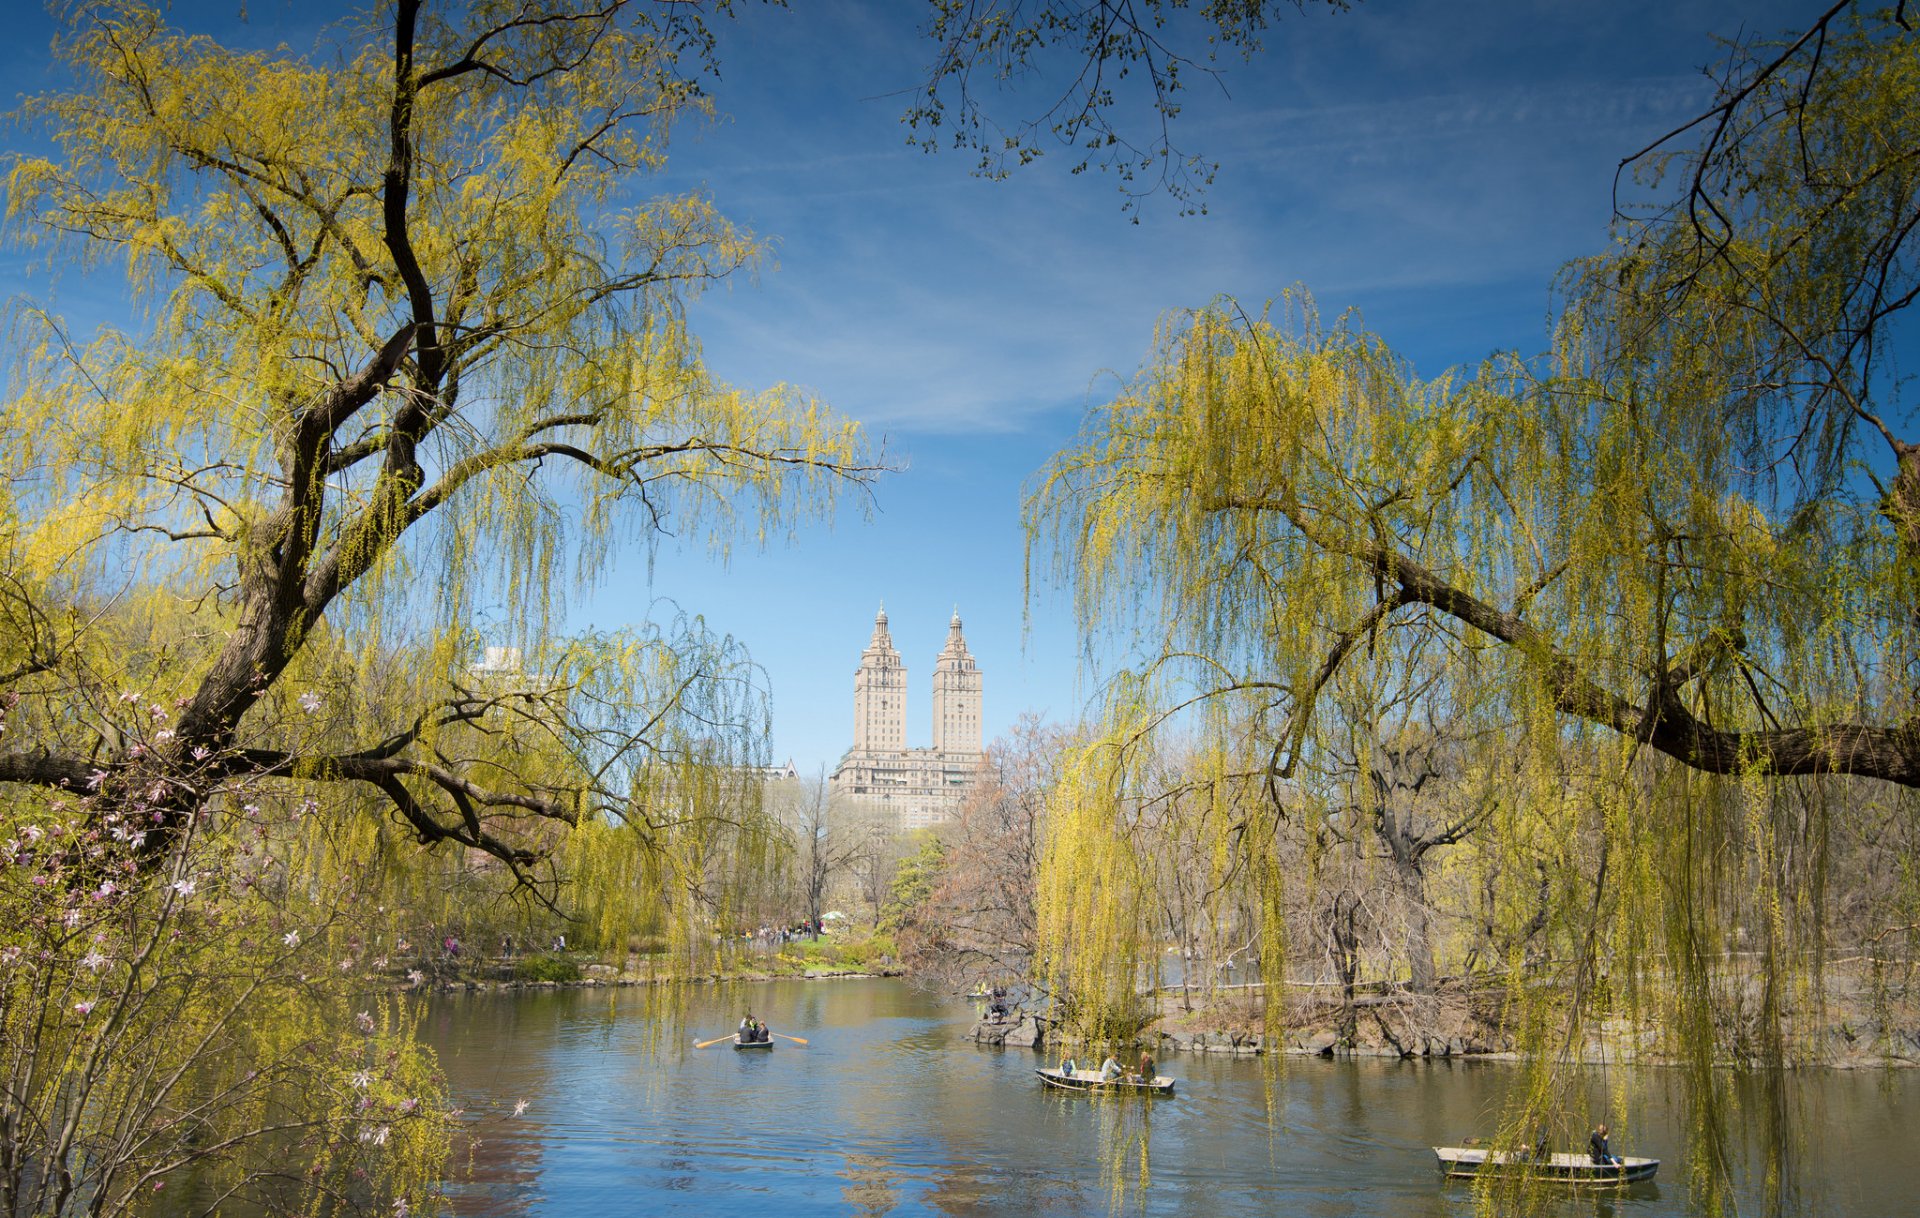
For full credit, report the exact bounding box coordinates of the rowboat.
[1433,1146,1659,1184]
[733,1035,774,1050]
[1035,1067,1175,1096]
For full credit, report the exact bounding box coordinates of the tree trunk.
[1331,891,1361,1047]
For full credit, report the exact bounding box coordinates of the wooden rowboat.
[1035,1067,1175,1096]
[1433,1146,1658,1184]
[733,1035,774,1050]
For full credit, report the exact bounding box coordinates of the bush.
[836,934,896,970]
[514,953,581,983]
[773,933,896,973]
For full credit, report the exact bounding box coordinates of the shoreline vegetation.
[398,933,910,994]
[405,942,1918,1071]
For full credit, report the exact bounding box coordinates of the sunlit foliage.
[2,1,877,1210]
[1027,6,1920,1210]
[0,745,452,1216]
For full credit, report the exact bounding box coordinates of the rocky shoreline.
[966,982,1920,1070]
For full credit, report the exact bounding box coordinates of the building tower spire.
[852,603,904,753]
[931,608,983,755]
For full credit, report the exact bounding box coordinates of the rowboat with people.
[691,1022,809,1051]
[1034,1066,1175,1096]
[1432,1146,1659,1184]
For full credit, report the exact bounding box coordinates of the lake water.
[422,978,1917,1216]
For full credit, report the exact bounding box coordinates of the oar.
[771,1032,809,1046]
[694,1033,737,1049]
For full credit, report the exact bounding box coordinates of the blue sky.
[598,0,1812,773]
[2,0,1815,773]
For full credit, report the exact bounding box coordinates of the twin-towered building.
[830,607,985,830]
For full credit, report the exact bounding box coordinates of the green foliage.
[1024,6,1920,1209]
[831,932,898,971]
[514,952,582,983]
[880,834,947,934]
[1,2,879,1212]
[767,930,897,975]
[2,0,875,882]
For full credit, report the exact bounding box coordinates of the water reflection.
[421,980,1918,1216]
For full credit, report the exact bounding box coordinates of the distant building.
[474,645,524,675]
[755,758,802,783]
[830,607,985,831]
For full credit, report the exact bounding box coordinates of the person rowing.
[737,1014,770,1044]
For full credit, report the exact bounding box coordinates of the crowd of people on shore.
[745,919,826,943]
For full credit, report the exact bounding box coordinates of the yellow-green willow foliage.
[1036,679,1287,1047]
[0,766,452,1217]
[0,0,873,794]
[3,2,874,1208]
[0,1,872,927]
[1029,8,1920,1211]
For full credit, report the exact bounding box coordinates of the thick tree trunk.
[1331,891,1361,1046]
[1398,867,1437,995]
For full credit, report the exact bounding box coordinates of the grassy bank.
[404,931,906,991]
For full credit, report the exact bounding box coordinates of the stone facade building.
[830,607,985,830]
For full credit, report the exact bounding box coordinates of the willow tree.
[1,1,873,1210]
[1030,4,1918,1206]
[3,0,878,908]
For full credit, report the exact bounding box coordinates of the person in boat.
[1133,1050,1156,1084]
[739,1013,758,1042]
[1098,1054,1124,1081]
[1588,1123,1619,1165]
